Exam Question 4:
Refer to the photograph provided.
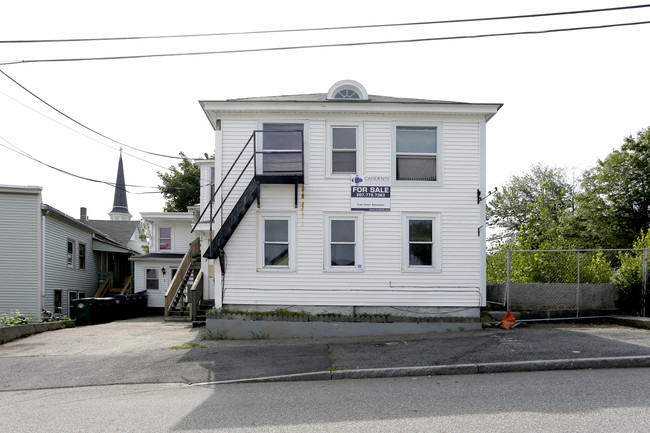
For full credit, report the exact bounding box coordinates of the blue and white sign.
[351,175,391,211]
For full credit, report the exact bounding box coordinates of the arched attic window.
[327,80,369,101]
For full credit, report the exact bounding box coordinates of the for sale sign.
[351,175,391,211]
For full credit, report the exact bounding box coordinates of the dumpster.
[72,298,93,326]
[71,298,117,326]
[112,295,128,320]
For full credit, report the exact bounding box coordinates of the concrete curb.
[0,321,72,343]
[190,355,650,386]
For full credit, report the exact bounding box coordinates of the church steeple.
[109,150,132,221]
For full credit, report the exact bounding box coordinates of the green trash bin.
[72,298,93,326]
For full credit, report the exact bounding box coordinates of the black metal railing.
[192,129,304,234]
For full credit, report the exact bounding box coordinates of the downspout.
[40,210,46,314]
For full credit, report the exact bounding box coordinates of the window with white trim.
[78,243,86,270]
[325,215,362,271]
[259,214,295,270]
[66,240,75,268]
[402,214,440,271]
[159,227,172,251]
[331,126,357,174]
[394,124,440,182]
[261,123,304,175]
[146,269,159,290]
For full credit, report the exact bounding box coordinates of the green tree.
[157,152,200,212]
[487,163,576,236]
[576,127,650,248]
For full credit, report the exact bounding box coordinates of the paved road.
[1,368,649,432]
[2,317,650,390]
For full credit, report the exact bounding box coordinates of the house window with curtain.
[159,227,172,251]
[395,126,438,182]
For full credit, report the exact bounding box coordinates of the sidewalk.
[189,318,650,384]
[1,316,650,390]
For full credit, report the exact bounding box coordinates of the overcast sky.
[1,0,649,221]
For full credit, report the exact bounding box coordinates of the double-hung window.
[67,240,75,268]
[395,124,440,182]
[331,127,357,174]
[264,219,289,266]
[146,269,159,290]
[159,227,172,251]
[259,214,295,270]
[325,215,362,271]
[78,243,86,270]
[402,214,440,271]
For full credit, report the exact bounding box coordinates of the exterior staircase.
[164,239,202,322]
[205,179,260,266]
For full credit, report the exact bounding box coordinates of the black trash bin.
[112,295,128,320]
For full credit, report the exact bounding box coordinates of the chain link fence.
[487,248,649,319]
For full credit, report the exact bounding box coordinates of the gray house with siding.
[0,185,43,318]
[0,185,139,319]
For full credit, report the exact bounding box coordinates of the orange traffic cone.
[500,310,516,330]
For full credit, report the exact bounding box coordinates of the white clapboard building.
[175,80,501,326]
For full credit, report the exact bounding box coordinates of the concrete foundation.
[206,314,480,339]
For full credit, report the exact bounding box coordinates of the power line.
[0,69,183,161]
[0,135,160,192]
[0,135,213,195]
[0,86,171,171]
[1,4,648,44]
[1,20,649,65]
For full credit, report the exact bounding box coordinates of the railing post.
[253,132,257,177]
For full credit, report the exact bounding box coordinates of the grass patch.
[169,343,199,350]
[203,329,231,340]
[249,330,270,339]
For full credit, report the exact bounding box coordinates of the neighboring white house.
[191,80,502,323]
[131,211,200,308]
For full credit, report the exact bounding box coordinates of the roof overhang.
[92,237,135,254]
[199,100,503,129]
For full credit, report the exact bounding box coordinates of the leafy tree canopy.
[488,126,650,250]
[487,163,575,236]
[157,152,200,212]
[576,127,650,248]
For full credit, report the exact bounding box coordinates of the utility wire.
[0,137,153,192]
[0,69,183,161]
[1,4,648,44]
[0,86,170,171]
[1,20,649,65]
[0,135,213,194]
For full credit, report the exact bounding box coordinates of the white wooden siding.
[215,117,484,308]
[133,260,178,308]
[0,191,42,317]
